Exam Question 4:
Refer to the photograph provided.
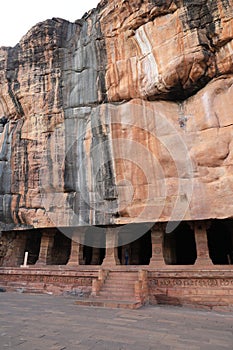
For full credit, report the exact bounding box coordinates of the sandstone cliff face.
[0,0,233,230]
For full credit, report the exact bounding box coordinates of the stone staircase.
[75,270,148,309]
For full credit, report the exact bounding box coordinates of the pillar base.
[67,259,85,267]
[102,251,120,266]
[149,260,166,268]
[194,260,213,267]
[35,261,48,266]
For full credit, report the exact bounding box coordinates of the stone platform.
[1,266,233,311]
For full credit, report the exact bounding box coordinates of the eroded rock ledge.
[0,0,233,230]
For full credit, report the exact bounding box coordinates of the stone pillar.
[36,231,55,265]
[149,224,166,267]
[67,232,85,266]
[79,244,85,265]
[67,241,81,266]
[194,221,213,266]
[15,233,28,266]
[102,228,120,266]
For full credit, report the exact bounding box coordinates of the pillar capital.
[151,222,166,233]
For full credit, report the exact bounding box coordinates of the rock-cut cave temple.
[0,0,233,308]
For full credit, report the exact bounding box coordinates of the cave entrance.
[83,229,105,265]
[164,222,197,265]
[207,220,233,264]
[118,230,152,265]
[83,246,106,265]
[50,232,71,265]
[25,231,42,265]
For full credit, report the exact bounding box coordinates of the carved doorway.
[207,220,233,264]
[118,230,152,265]
[164,222,197,265]
[50,231,71,265]
[25,230,42,265]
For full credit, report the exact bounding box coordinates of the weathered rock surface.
[0,0,233,230]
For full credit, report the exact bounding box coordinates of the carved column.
[149,224,166,267]
[67,241,81,266]
[15,232,28,266]
[67,232,85,266]
[194,221,213,266]
[36,231,55,265]
[102,228,120,266]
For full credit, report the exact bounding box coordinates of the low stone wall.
[148,268,233,310]
[0,267,98,296]
[1,267,233,310]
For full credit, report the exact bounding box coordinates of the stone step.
[109,272,137,276]
[106,280,136,285]
[104,280,135,288]
[108,271,137,275]
[104,277,137,286]
[98,291,135,296]
[104,284,135,290]
[101,289,135,296]
[104,279,136,285]
[97,295,137,300]
[102,285,135,291]
[91,271,140,308]
[75,298,142,309]
[96,295,136,302]
[108,274,137,280]
[99,287,135,294]
[101,285,135,293]
[102,290,135,296]
[105,278,137,287]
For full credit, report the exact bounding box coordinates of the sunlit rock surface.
[0,0,233,230]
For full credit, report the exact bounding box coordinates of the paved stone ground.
[0,292,233,350]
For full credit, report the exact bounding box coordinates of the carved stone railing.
[135,269,149,305]
[91,269,109,296]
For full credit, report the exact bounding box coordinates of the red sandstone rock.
[0,1,233,230]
